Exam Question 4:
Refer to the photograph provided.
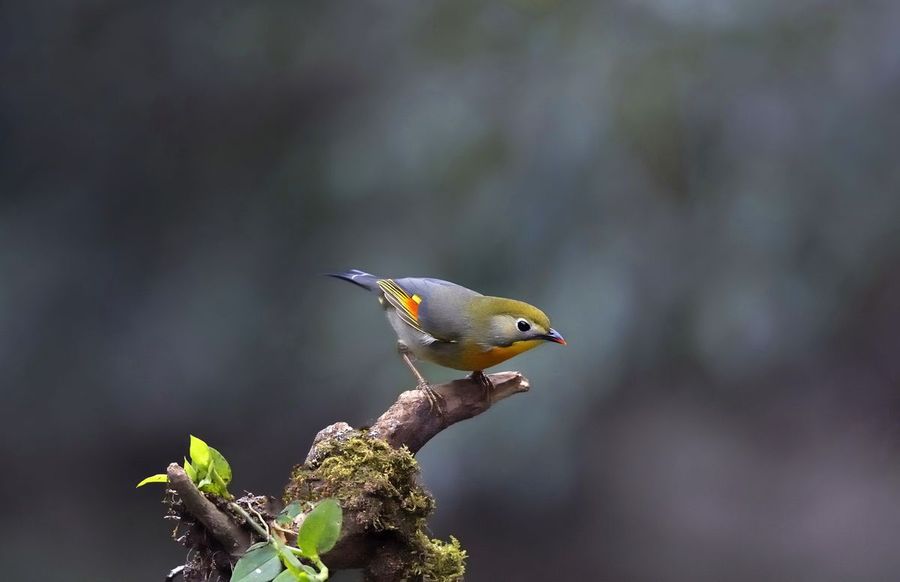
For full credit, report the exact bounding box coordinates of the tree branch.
[164,371,529,579]
[166,463,250,558]
[368,371,529,453]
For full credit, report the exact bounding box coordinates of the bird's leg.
[469,370,494,403]
[401,353,443,415]
[398,344,444,415]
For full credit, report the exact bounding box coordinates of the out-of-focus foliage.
[2,0,900,580]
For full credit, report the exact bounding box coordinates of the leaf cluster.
[232,499,342,582]
[136,435,233,499]
[135,436,342,581]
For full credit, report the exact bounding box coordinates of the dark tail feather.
[327,269,381,291]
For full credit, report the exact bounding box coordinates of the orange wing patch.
[409,294,422,318]
[377,279,425,332]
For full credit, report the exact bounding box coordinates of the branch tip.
[166,463,250,558]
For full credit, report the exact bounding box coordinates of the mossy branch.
[163,371,529,581]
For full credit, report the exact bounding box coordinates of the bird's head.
[475,297,566,348]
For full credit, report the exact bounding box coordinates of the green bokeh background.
[3,1,900,580]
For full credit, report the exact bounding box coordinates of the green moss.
[409,532,467,581]
[285,433,434,532]
[284,431,466,580]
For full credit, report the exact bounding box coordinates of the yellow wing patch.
[377,279,424,332]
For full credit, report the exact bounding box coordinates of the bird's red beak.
[543,328,566,345]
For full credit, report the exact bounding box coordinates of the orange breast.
[458,340,543,371]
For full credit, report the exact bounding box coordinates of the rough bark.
[368,371,530,453]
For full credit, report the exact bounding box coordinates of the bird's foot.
[419,381,445,416]
[469,371,494,403]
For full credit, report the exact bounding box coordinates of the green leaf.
[298,563,317,576]
[275,544,316,577]
[183,458,197,482]
[297,499,342,557]
[208,445,232,485]
[209,464,233,499]
[136,474,168,488]
[195,464,230,499]
[273,570,309,582]
[189,435,211,471]
[232,543,283,582]
[276,501,304,526]
[278,546,319,577]
[277,544,303,573]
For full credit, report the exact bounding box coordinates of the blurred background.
[3,0,900,580]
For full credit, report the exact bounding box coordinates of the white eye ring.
[516,318,531,332]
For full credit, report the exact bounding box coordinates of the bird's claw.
[419,381,445,416]
[469,371,494,403]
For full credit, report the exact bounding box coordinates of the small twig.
[272,523,296,537]
[230,501,270,540]
[166,464,251,558]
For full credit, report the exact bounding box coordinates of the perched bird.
[329,269,565,411]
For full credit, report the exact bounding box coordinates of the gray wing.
[391,277,481,342]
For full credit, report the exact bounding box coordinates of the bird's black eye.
[517,318,531,332]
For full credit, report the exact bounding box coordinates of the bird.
[328,269,565,412]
